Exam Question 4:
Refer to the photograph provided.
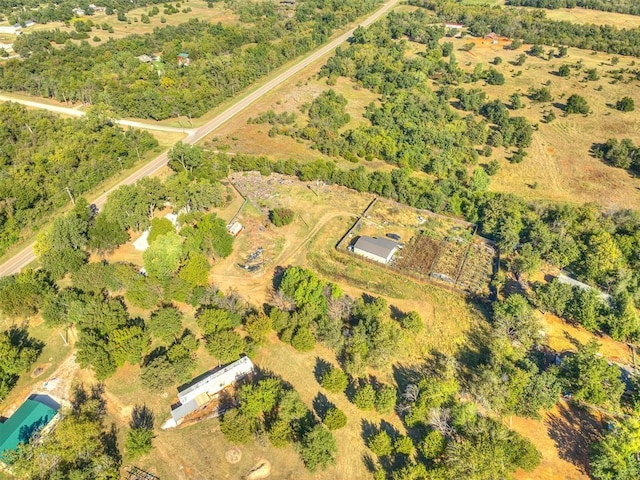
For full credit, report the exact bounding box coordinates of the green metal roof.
[0,398,58,460]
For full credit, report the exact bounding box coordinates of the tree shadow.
[103,423,122,466]
[314,357,332,384]
[312,392,334,420]
[545,401,602,474]
[389,304,405,322]
[130,404,154,430]
[360,418,379,443]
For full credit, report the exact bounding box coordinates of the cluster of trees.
[269,207,295,227]
[220,376,338,472]
[0,326,42,401]
[369,352,542,479]
[1,0,383,119]
[593,138,640,175]
[8,384,121,479]
[0,0,170,25]
[507,0,640,16]
[533,279,640,343]
[317,14,497,175]
[0,103,157,256]
[0,159,235,383]
[270,266,418,376]
[412,0,640,57]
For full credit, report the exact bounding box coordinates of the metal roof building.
[353,236,399,264]
[0,396,59,461]
[162,356,255,429]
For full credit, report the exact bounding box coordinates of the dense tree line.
[0,0,382,119]
[411,0,640,57]
[0,103,157,256]
[507,0,640,17]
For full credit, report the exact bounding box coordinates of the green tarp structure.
[0,398,58,461]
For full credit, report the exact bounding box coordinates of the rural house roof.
[353,236,398,259]
[0,396,59,461]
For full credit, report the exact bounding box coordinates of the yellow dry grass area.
[537,7,640,28]
[542,311,632,363]
[511,401,599,480]
[202,55,380,169]
[446,36,640,209]
[0,1,239,46]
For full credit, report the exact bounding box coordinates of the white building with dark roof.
[352,236,399,264]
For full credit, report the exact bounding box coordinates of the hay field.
[445,35,640,209]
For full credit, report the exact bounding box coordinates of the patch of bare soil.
[31,363,51,378]
[245,459,271,480]
[225,447,242,464]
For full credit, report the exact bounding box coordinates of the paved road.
[0,0,398,277]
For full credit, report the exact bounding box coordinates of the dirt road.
[0,0,399,277]
[0,94,196,134]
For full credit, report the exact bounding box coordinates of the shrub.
[299,425,337,472]
[616,96,635,112]
[394,435,414,456]
[126,428,154,458]
[269,208,295,227]
[353,384,376,410]
[221,409,255,444]
[566,94,590,114]
[375,384,397,414]
[320,367,349,393]
[323,407,347,430]
[290,327,315,352]
[368,431,393,457]
[420,430,446,459]
[268,418,293,447]
[400,311,423,333]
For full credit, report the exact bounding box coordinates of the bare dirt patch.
[225,447,242,464]
[245,459,271,479]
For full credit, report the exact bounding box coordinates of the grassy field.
[445,35,640,210]
[211,28,640,210]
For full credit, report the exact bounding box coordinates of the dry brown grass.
[536,6,640,28]
[202,55,382,170]
[446,36,640,209]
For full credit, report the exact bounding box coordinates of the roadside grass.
[531,6,640,28]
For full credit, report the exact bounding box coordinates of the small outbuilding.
[0,395,59,461]
[352,236,399,264]
[177,52,190,66]
[227,221,244,238]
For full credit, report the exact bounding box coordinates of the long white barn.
[162,356,255,429]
